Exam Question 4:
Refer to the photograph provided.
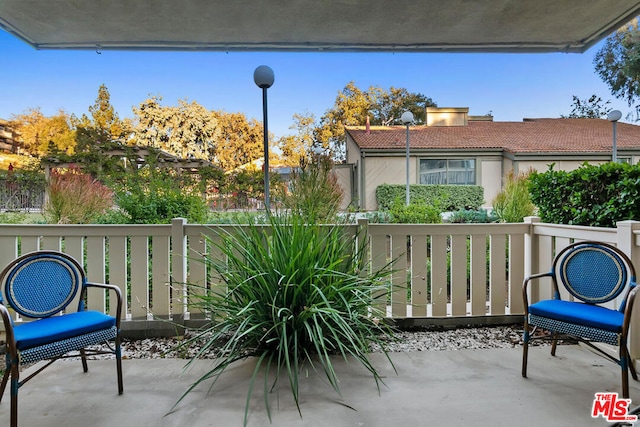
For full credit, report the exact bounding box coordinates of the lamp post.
[254,65,275,210]
[312,144,324,162]
[401,111,414,206]
[607,110,622,163]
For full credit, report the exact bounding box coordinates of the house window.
[618,157,631,164]
[419,159,476,185]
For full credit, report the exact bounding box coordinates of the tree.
[593,19,640,116]
[89,84,125,140]
[131,97,220,161]
[314,82,369,160]
[277,112,317,166]
[74,84,127,152]
[314,82,436,160]
[561,95,612,118]
[280,154,343,222]
[213,111,263,171]
[10,108,75,155]
[374,87,433,126]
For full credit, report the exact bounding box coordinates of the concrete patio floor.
[1,345,638,427]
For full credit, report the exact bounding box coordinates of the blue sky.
[0,29,632,139]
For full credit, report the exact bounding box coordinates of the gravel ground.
[117,325,538,360]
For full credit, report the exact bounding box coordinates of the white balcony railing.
[1,217,639,351]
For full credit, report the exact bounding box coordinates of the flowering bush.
[44,167,113,224]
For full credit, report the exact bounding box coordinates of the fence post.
[616,220,640,361]
[171,217,189,320]
[523,216,541,304]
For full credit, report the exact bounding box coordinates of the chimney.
[426,107,469,127]
[365,116,370,134]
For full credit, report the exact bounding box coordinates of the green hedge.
[376,184,484,211]
[529,162,640,227]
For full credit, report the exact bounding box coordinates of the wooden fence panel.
[431,234,447,316]
[450,234,467,316]
[86,236,106,312]
[151,236,171,319]
[508,234,525,315]
[489,234,506,315]
[410,235,428,317]
[108,236,128,319]
[129,236,149,319]
[470,234,487,316]
[390,233,407,317]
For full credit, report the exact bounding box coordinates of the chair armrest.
[0,303,16,353]
[522,272,554,311]
[85,282,123,327]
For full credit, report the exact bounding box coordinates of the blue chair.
[0,251,123,427]
[522,241,638,398]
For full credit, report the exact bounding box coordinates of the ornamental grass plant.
[175,212,397,425]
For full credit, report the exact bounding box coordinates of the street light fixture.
[607,110,622,163]
[401,111,414,206]
[311,144,325,163]
[254,65,275,210]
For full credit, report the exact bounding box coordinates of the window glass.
[419,159,475,185]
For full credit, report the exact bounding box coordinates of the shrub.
[448,209,498,223]
[43,167,113,224]
[529,162,640,227]
[389,198,442,223]
[0,212,27,224]
[109,167,208,224]
[376,184,483,211]
[280,155,343,222]
[175,212,396,425]
[492,169,535,222]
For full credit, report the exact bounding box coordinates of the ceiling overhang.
[1,1,639,53]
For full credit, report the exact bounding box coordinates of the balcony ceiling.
[1,1,639,53]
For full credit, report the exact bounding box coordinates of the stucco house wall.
[342,108,640,212]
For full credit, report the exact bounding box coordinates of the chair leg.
[550,332,558,356]
[623,365,630,399]
[116,335,123,394]
[0,365,9,402]
[621,346,630,399]
[628,353,638,381]
[522,329,529,378]
[9,361,19,427]
[80,348,89,373]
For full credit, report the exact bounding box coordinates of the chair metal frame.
[0,250,123,427]
[522,241,639,398]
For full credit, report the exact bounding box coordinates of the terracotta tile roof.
[345,118,640,154]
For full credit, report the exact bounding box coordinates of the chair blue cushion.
[13,311,116,350]
[529,300,624,333]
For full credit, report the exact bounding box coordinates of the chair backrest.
[0,251,85,318]
[555,241,635,304]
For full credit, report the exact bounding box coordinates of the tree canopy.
[131,97,267,169]
[212,111,264,171]
[561,95,612,118]
[131,96,219,161]
[312,82,436,160]
[74,84,128,152]
[277,112,317,167]
[8,81,436,168]
[10,108,75,155]
[594,18,640,117]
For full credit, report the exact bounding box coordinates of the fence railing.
[0,181,44,211]
[1,217,640,343]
